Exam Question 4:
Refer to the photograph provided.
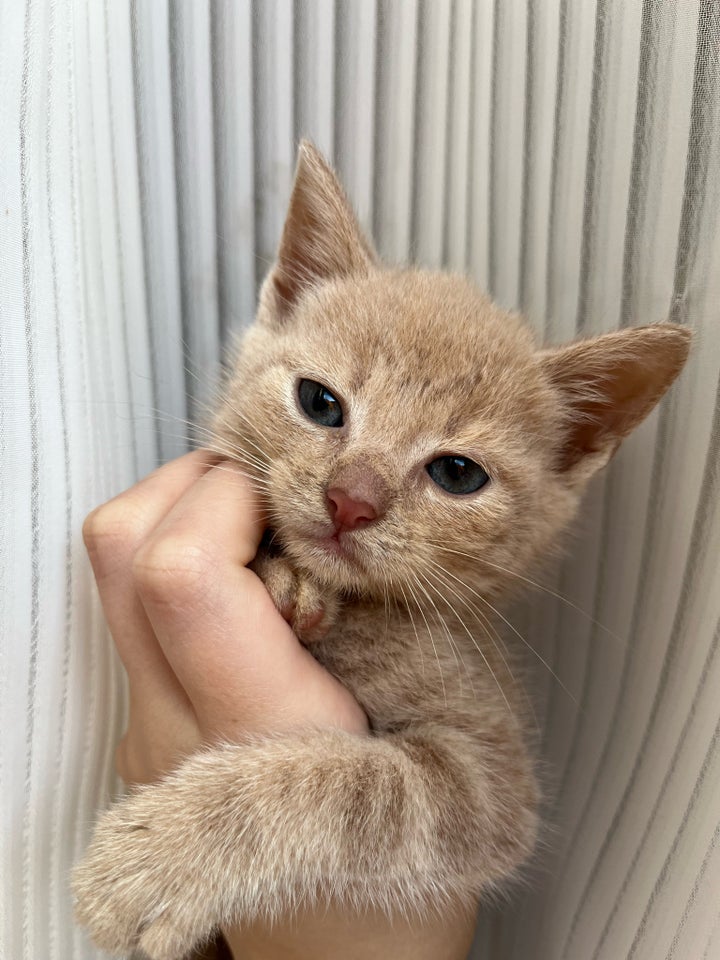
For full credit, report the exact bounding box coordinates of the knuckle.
[132,534,217,600]
[82,498,153,558]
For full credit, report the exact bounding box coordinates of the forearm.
[223,904,477,960]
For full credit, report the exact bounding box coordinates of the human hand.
[81,448,369,788]
[80,450,474,960]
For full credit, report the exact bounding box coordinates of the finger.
[133,462,366,736]
[83,449,217,701]
[131,460,278,719]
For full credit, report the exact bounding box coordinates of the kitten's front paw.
[252,549,338,643]
[73,790,214,960]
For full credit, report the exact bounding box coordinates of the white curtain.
[1,1,718,958]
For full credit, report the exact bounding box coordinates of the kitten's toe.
[138,913,200,960]
[73,803,206,957]
[73,891,141,955]
[75,856,207,958]
[255,557,297,620]
[294,581,338,642]
[253,552,338,641]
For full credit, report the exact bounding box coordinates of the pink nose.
[326,488,378,532]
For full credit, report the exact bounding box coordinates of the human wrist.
[222,903,477,960]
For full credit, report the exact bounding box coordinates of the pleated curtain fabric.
[0,1,718,958]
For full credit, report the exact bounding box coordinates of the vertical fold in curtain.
[1,2,719,958]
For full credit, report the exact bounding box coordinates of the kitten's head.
[215,142,690,603]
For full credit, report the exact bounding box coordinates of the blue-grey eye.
[298,379,344,428]
[427,456,489,495]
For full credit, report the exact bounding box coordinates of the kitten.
[73,142,690,959]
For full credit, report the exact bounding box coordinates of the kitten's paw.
[73,792,214,960]
[252,551,338,643]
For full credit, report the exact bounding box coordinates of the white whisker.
[398,580,426,682]
[416,569,515,717]
[426,558,578,707]
[405,577,447,707]
[426,540,624,647]
[412,571,474,699]
[423,563,539,734]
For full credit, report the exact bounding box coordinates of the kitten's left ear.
[262,140,376,320]
[540,323,691,483]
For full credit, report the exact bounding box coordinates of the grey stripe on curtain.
[0,1,718,958]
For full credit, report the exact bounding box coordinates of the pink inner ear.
[542,325,691,473]
[556,387,627,472]
[560,362,648,466]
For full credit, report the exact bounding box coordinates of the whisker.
[153,431,270,477]
[210,412,274,466]
[425,562,513,674]
[405,577,446,707]
[199,462,270,486]
[146,409,272,472]
[397,580,426,682]
[216,397,281,452]
[411,571,470,697]
[381,574,391,647]
[213,408,278,461]
[426,558,578,707]
[423,563,539,735]
[417,569,515,717]
[426,541,624,648]
[189,430,271,472]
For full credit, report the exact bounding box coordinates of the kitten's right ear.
[261,141,376,321]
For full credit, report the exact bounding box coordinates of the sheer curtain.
[1,1,718,958]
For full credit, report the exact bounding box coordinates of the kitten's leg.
[73,725,537,960]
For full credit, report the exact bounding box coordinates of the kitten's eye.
[427,456,489,495]
[297,379,344,428]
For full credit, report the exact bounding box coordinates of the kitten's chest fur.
[309,597,529,742]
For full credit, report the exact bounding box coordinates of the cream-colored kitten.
[74,142,690,959]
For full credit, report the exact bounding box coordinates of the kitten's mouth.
[315,529,355,558]
[273,520,366,575]
[297,519,368,567]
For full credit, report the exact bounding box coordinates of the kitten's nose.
[328,487,377,532]
[326,462,389,533]
[326,488,378,532]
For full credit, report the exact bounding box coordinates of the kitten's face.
[214,143,689,606]
[219,271,574,602]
